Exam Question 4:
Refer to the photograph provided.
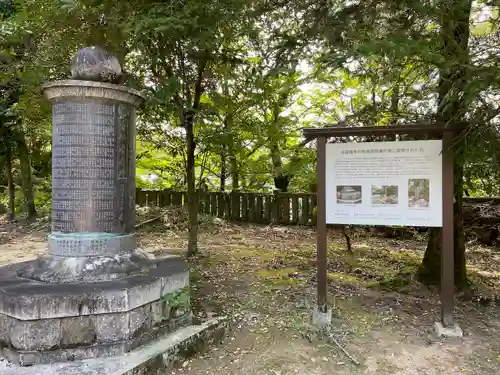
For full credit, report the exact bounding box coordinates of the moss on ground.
[328,272,367,286]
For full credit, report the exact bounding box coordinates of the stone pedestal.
[0,257,191,366]
[0,48,225,369]
[20,80,147,284]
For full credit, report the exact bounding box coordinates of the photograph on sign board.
[336,185,362,204]
[371,185,399,205]
[408,179,430,208]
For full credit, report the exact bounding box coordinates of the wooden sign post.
[303,124,462,336]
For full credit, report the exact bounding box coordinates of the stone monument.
[0,46,224,374]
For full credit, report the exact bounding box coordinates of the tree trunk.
[224,116,238,191]
[270,141,290,192]
[15,130,36,219]
[274,175,290,193]
[220,146,226,192]
[182,57,207,257]
[6,142,15,220]
[186,119,198,257]
[418,162,467,288]
[220,78,230,192]
[269,101,293,192]
[418,0,472,289]
[387,83,399,141]
[229,150,239,191]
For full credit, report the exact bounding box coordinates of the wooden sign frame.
[303,124,456,328]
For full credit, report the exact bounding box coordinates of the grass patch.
[334,297,383,337]
[254,267,308,288]
[328,242,349,251]
[231,247,275,260]
[255,267,299,279]
[190,269,203,283]
[328,272,368,286]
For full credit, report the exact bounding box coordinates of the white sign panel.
[325,140,443,227]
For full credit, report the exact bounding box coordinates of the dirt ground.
[1,216,500,375]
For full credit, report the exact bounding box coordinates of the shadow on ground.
[139,222,500,375]
[1,213,500,375]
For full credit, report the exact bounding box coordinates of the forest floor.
[1,212,500,375]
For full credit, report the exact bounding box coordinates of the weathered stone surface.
[70,46,122,83]
[0,258,189,320]
[94,312,130,343]
[2,317,227,374]
[48,233,137,257]
[159,268,190,296]
[0,313,12,345]
[61,316,96,346]
[162,301,173,321]
[48,97,136,237]
[10,319,61,351]
[433,321,463,338]
[1,342,127,367]
[151,301,164,325]
[127,276,163,310]
[312,306,332,327]
[128,305,152,339]
[0,295,194,365]
[0,280,129,320]
[150,298,177,325]
[0,254,194,366]
[43,80,144,108]
[18,249,154,284]
[0,313,193,366]
[94,305,153,343]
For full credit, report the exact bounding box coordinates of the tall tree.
[418,0,473,288]
[302,0,500,287]
[1,0,37,219]
[117,0,253,255]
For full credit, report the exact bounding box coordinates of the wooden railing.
[136,189,500,226]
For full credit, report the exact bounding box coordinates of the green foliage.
[2,0,500,226]
[162,286,190,310]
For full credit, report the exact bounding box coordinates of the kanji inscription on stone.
[51,99,135,233]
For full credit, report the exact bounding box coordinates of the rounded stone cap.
[70,46,122,83]
[42,80,145,107]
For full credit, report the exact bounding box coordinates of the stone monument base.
[18,247,157,284]
[2,316,227,375]
[0,255,196,366]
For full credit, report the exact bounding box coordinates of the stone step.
[2,316,227,375]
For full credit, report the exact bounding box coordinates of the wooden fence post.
[216,193,225,218]
[241,193,248,221]
[281,195,290,225]
[231,192,240,221]
[270,192,278,224]
[263,195,271,224]
[163,190,172,207]
[172,192,183,207]
[291,195,299,224]
[246,193,254,222]
[255,195,263,223]
[224,193,231,220]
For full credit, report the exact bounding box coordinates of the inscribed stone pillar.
[46,82,141,256]
[18,49,150,283]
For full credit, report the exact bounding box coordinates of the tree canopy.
[1,0,500,282]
